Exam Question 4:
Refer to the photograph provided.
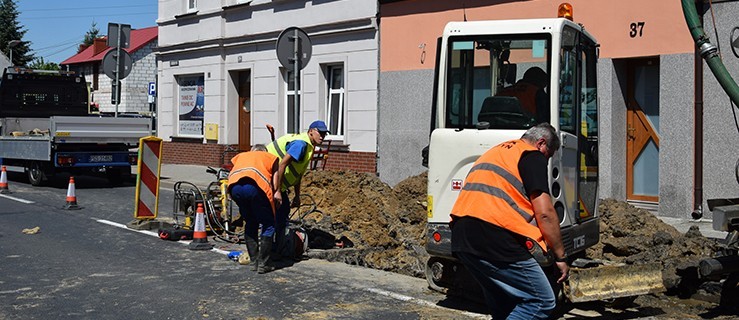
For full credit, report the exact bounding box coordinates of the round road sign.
[102,49,133,80]
[276,27,312,71]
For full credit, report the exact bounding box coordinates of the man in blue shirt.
[266,120,329,259]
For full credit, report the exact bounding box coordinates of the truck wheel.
[425,258,450,293]
[27,162,47,186]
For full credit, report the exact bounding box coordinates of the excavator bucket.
[564,262,665,303]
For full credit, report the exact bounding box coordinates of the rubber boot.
[271,231,284,262]
[244,236,259,272]
[258,236,274,274]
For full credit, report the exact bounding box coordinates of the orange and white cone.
[188,203,213,250]
[0,166,10,194]
[63,176,81,210]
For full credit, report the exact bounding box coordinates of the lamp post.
[8,40,21,66]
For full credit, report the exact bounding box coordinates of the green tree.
[0,0,33,66]
[28,57,59,71]
[80,21,100,51]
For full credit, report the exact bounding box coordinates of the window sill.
[170,136,203,143]
[222,0,252,10]
[174,11,198,19]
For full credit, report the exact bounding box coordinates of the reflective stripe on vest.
[451,139,547,251]
[267,132,314,190]
[227,151,278,213]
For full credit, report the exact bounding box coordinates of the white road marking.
[365,287,488,319]
[0,287,32,294]
[92,218,229,256]
[0,194,35,204]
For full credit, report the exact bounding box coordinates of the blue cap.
[309,120,330,133]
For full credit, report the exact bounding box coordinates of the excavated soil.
[297,170,429,278]
[296,170,738,317]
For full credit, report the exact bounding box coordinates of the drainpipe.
[682,0,739,218]
[692,1,704,219]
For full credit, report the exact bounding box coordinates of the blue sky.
[17,0,158,64]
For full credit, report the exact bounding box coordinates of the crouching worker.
[450,123,568,319]
[227,144,282,274]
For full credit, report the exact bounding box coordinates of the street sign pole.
[292,29,300,133]
[115,24,122,117]
[276,27,312,134]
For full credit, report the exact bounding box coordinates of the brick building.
[61,26,158,115]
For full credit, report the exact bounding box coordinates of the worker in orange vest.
[450,123,568,319]
[228,144,282,274]
[496,66,550,123]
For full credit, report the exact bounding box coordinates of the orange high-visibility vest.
[496,82,539,115]
[228,151,279,214]
[451,139,548,251]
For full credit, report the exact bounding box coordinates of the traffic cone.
[189,203,213,250]
[0,166,10,194]
[63,176,81,210]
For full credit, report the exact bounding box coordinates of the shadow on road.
[6,171,136,189]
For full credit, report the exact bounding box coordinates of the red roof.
[61,26,157,65]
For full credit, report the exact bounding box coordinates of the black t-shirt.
[451,150,549,263]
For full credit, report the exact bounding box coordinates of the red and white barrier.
[134,136,162,219]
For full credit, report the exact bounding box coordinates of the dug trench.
[293,170,738,317]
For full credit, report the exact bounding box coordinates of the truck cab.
[0,67,150,185]
[424,17,600,292]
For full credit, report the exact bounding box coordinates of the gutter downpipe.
[682,0,739,218]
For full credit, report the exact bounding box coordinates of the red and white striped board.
[134,136,163,219]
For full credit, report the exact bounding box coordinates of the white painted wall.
[157,0,378,152]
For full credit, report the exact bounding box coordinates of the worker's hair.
[252,144,267,151]
[523,66,548,88]
[521,123,560,151]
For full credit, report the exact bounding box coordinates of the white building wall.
[157,0,378,152]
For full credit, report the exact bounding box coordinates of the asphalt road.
[0,173,489,320]
[2,172,719,320]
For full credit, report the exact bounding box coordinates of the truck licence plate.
[90,155,113,163]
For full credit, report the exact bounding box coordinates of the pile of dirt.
[297,170,429,278]
[586,199,721,294]
[297,171,726,296]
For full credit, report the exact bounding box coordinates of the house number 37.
[630,22,645,38]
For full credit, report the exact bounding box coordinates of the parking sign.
[148,82,156,96]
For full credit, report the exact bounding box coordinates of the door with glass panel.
[626,58,660,202]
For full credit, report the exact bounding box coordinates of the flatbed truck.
[0,67,150,185]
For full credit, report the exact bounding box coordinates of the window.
[177,75,205,136]
[445,35,550,129]
[285,70,301,134]
[187,0,197,12]
[325,65,344,137]
[558,27,578,134]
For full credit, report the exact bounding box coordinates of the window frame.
[324,64,345,140]
[176,74,205,138]
[187,0,197,13]
[284,69,302,134]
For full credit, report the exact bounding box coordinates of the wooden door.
[238,71,251,152]
[626,58,660,202]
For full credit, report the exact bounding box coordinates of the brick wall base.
[162,141,377,173]
[322,150,377,173]
[162,141,237,167]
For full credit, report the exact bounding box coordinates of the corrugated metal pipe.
[682,0,739,105]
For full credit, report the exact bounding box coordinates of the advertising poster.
[178,76,205,136]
